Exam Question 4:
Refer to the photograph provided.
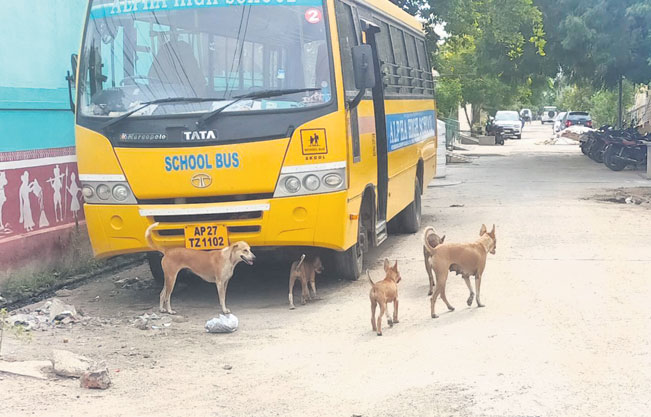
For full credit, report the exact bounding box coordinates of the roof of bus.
[355,0,424,33]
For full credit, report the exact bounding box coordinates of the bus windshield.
[79,0,333,118]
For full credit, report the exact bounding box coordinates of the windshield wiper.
[195,87,320,128]
[101,97,226,130]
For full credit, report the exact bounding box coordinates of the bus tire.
[335,224,364,281]
[399,177,422,234]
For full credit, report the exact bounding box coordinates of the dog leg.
[430,286,442,319]
[440,286,455,312]
[424,247,434,296]
[377,302,386,336]
[160,265,180,314]
[288,274,297,310]
[300,278,309,305]
[393,299,399,324]
[463,275,475,306]
[309,279,317,300]
[475,274,485,308]
[370,298,377,333]
[215,280,230,314]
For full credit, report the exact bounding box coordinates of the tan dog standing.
[145,223,256,315]
[425,224,497,318]
[368,259,402,336]
[422,226,446,296]
[288,254,324,309]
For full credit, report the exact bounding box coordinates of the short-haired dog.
[288,254,324,309]
[424,224,497,318]
[145,223,256,315]
[368,259,402,336]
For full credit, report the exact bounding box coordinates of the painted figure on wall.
[19,171,36,232]
[0,171,7,230]
[68,172,81,220]
[31,178,50,228]
[47,164,66,222]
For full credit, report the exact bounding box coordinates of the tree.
[535,0,651,87]
[429,0,549,128]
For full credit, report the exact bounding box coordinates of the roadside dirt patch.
[587,187,651,206]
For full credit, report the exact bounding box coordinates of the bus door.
[361,21,388,245]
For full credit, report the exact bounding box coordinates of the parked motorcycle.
[603,135,651,171]
[494,126,506,146]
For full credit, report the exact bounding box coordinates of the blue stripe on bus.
[386,110,436,152]
[90,0,324,19]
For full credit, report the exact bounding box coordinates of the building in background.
[0,1,87,268]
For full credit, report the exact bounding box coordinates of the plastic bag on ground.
[205,314,238,333]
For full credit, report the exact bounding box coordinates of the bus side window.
[374,19,395,95]
[389,26,408,95]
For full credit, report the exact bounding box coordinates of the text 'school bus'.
[69,0,438,280]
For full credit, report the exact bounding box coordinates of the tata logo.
[191,173,212,188]
[183,130,217,141]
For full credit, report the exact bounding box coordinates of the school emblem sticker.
[300,129,328,155]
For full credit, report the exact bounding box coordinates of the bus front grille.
[153,211,263,223]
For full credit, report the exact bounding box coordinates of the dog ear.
[480,224,487,235]
[490,224,495,235]
[393,260,398,271]
[441,235,446,243]
[383,258,390,272]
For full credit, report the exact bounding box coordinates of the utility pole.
[618,75,623,129]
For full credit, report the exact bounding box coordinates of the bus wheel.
[147,252,165,286]
[335,224,365,281]
[399,177,422,234]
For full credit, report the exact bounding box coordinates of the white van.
[541,106,558,124]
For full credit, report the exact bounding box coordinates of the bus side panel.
[384,99,437,221]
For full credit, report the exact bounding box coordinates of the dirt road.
[2,122,650,417]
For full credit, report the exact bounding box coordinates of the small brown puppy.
[368,259,402,336]
[145,223,256,315]
[422,226,446,296]
[288,254,324,309]
[425,224,497,318]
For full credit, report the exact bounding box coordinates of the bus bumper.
[83,190,360,258]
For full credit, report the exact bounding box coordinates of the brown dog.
[424,224,496,318]
[145,223,256,315]
[288,254,324,309]
[368,259,402,336]
[422,226,446,296]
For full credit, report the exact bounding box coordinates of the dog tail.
[366,269,375,286]
[423,226,441,254]
[296,254,306,270]
[145,222,163,252]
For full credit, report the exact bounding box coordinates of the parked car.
[493,110,523,139]
[553,112,567,133]
[541,106,558,124]
[561,111,593,129]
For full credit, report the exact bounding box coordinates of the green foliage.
[536,0,651,87]
[553,81,636,127]
[0,308,32,357]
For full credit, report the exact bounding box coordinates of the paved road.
[2,122,651,417]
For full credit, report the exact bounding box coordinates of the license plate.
[184,224,228,250]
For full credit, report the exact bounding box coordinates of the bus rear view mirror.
[352,45,376,90]
[65,53,78,113]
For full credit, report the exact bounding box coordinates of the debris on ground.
[223,364,233,370]
[114,276,152,290]
[447,153,472,164]
[80,366,111,389]
[0,360,52,380]
[589,188,651,206]
[54,289,73,298]
[132,312,172,330]
[536,136,579,145]
[51,349,93,378]
[205,314,238,333]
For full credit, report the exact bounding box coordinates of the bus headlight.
[96,184,111,200]
[112,184,130,201]
[303,175,320,191]
[284,176,301,193]
[273,162,347,198]
[323,173,343,187]
[82,185,95,199]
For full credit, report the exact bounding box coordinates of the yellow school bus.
[71,0,437,280]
